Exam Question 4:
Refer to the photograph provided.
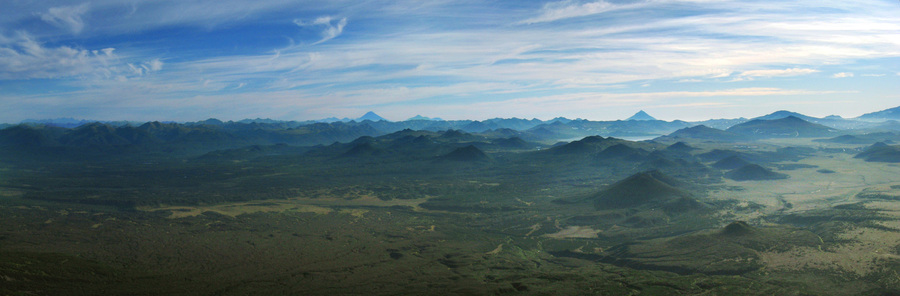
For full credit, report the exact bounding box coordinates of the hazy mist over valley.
[3,0,900,295]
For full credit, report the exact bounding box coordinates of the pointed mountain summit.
[666,142,697,152]
[593,170,692,209]
[626,110,657,121]
[358,111,388,122]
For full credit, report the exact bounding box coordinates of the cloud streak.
[38,3,90,34]
[832,72,854,78]
[294,16,348,45]
[0,31,163,81]
[520,0,621,24]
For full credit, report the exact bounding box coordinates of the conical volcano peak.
[358,111,387,122]
[626,110,657,121]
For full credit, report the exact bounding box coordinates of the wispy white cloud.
[832,72,854,78]
[294,16,348,45]
[0,32,162,81]
[739,68,819,78]
[520,0,620,24]
[38,3,90,34]
[0,32,112,79]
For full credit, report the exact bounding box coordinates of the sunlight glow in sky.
[2,0,899,122]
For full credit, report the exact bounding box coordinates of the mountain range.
[14,105,900,133]
[4,106,900,155]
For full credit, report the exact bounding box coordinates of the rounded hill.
[725,164,788,181]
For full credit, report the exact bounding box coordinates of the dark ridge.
[340,142,385,157]
[814,135,872,144]
[0,125,61,147]
[493,137,531,149]
[593,170,692,209]
[550,136,607,154]
[855,144,900,163]
[725,164,789,181]
[440,129,466,139]
[59,123,131,147]
[665,142,697,152]
[712,155,751,170]
[697,149,742,162]
[774,163,818,171]
[438,145,490,162]
[114,126,161,145]
[869,142,890,149]
[661,197,709,213]
[719,221,756,236]
[596,143,645,159]
[642,157,679,169]
[656,125,747,142]
[349,136,376,145]
[460,121,490,133]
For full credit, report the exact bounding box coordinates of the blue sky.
[1,0,899,123]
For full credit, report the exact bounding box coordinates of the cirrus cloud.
[294,16,348,45]
[832,72,854,78]
[520,0,620,24]
[38,3,90,34]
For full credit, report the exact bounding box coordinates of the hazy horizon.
[5,106,897,125]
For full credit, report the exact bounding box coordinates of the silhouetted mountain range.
[6,106,900,155]
[858,106,900,121]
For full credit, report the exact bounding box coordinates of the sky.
[1,0,899,123]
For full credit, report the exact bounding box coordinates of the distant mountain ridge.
[725,116,837,139]
[7,105,900,149]
[858,106,900,121]
[654,125,747,142]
